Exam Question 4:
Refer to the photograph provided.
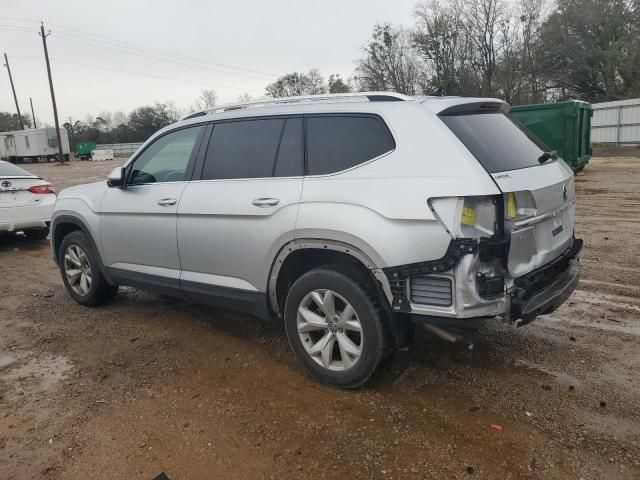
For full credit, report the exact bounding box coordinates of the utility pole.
[67,116,74,153]
[30,97,37,128]
[39,23,66,164]
[3,53,25,130]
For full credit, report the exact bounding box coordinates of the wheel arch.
[51,214,111,283]
[267,238,393,318]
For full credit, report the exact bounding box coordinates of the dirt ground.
[1,157,639,480]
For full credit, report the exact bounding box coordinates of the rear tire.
[22,227,49,240]
[59,231,118,306]
[284,267,390,388]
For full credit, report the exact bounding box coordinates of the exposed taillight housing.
[429,196,498,238]
[29,184,56,195]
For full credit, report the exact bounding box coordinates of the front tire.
[284,267,389,388]
[59,231,118,306]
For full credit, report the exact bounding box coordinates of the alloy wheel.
[296,289,363,371]
[64,244,92,296]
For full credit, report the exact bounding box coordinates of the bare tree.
[194,89,218,110]
[113,111,127,127]
[413,1,473,94]
[356,23,424,94]
[455,0,506,96]
[237,93,253,103]
[519,0,547,102]
[307,69,328,94]
[265,69,327,97]
[97,111,114,130]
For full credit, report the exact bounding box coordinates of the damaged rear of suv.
[51,92,581,388]
[388,99,581,328]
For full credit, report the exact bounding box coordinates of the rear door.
[440,107,576,277]
[177,116,304,295]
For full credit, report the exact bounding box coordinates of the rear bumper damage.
[509,239,582,324]
[383,237,582,325]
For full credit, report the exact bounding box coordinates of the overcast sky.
[0,0,418,126]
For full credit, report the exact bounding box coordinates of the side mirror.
[107,167,126,188]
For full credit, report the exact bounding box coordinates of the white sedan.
[0,160,56,239]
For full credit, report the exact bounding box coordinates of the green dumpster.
[510,100,592,171]
[76,141,96,161]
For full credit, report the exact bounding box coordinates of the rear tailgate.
[439,101,578,278]
[491,160,575,277]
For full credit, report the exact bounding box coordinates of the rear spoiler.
[438,101,509,116]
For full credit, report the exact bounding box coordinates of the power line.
[0,17,279,79]
[51,31,274,82]
[11,55,264,93]
[48,21,279,78]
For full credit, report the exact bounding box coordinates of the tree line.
[2,0,637,148]
[267,0,640,104]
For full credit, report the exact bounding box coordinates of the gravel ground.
[1,157,639,479]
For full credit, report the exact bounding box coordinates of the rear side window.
[202,119,284,180]
[440,112,550,173]
[306,116,395,175]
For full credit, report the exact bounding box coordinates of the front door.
[100,125,205,289]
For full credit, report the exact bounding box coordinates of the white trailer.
[0,128,71,163]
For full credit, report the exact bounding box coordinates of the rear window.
[0,162,35,177]
[440,112,550,173]
[306,115,395,175]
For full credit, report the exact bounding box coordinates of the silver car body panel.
[50,94,580,323]
[177,176,303,292]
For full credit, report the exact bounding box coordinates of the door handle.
[252,197,280,207]
[157,198,177,206]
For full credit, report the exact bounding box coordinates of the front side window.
[129,126,203,185]
[306,115,395,175]
[202,118,285,180]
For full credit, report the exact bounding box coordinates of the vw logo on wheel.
[1,180,11,188]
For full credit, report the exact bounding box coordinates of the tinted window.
[202,119,284,180]
[129,126,203,184]
[0,161,35,177]
[440,113,551,173]
[306,116,395,175]
[274,118,303,177]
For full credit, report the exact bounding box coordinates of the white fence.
[591,98,640,144]
[95,142,144,156]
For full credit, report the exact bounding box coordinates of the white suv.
[50,92,581,387]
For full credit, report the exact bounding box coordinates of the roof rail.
[182,92,410,120]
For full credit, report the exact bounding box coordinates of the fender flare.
[267,238,394,316]
[50,214,115,285]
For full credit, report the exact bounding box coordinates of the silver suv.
[51,92,582,387]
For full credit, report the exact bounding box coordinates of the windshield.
[440,112,552,173]
[0,161,35,177]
